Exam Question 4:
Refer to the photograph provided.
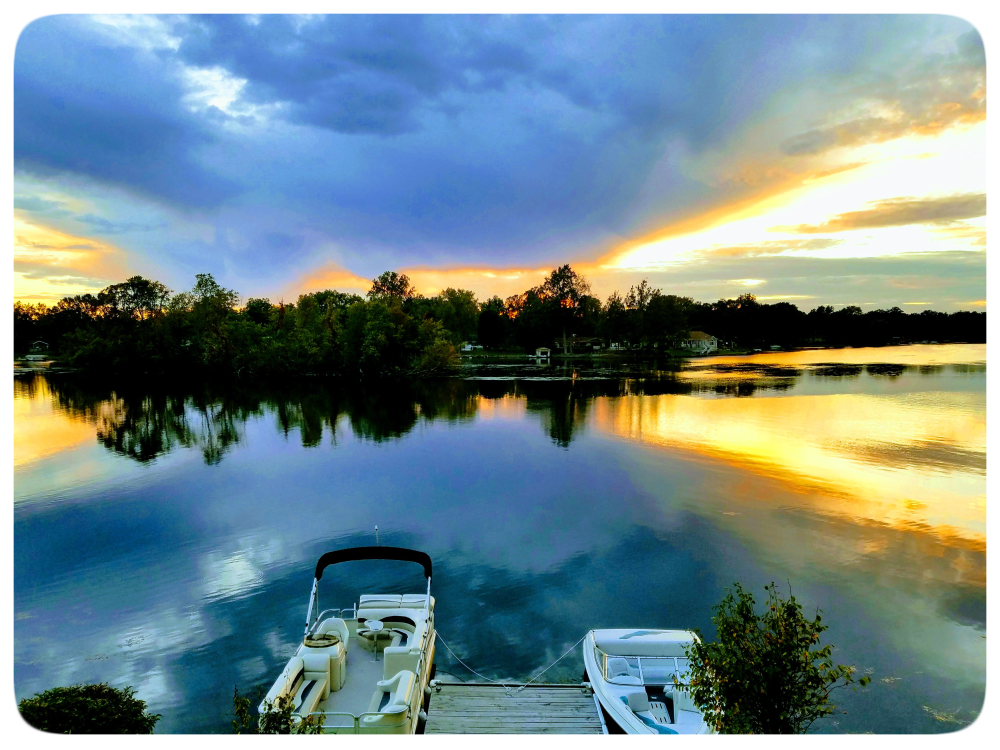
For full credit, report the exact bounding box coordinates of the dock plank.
[425,683,604,734]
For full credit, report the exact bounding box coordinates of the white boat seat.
[262,656,305,710]
[312,617,350,651]
[359,594,402,609]
[359,594,435,612]
[362,669,416,733]
[619,695,678,735]
[294,675,328,717]
[623,690,650,712]
[607,657,641,683]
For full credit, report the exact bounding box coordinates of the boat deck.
[425,683,605,734]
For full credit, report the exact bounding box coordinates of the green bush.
[233,686,324,734]
[685,582,870,734]
[18,683,161,734]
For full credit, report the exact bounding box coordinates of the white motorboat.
[260,546,436,734]
[583,629,712,734]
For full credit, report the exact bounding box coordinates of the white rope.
[435,634,512,692]
[435,632,589,696]
[515,633,589,693]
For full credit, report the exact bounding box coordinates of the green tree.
[477,295,509,349]
[539,264,591,353]
[368,271,417,301]
[645,294,691,350]
[685,583,870,734]
[102,276,172,320]
[243,298,273,325]
[18,683,161,734]
[433,287,479,345]
[624,279,657,348]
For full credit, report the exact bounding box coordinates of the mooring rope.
[435,632,589,696]
[514,633,589,693]
[435,633,512,692]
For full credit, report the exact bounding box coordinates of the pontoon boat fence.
[306,547,433,635]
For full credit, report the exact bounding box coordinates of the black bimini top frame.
[314,546,432,581]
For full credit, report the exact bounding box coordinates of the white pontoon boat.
[260,547,436,734]
[583,629,712,734]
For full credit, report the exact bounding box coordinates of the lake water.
[13,344,986,733]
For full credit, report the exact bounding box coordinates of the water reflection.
[13,344,986,734]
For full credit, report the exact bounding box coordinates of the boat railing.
[304,708,411,734]
[595,646,692,686]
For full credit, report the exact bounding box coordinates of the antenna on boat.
[375,525,379,546]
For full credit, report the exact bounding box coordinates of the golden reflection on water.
[13,376,94,467]
[591,389,985,547]
[700,343,986,367]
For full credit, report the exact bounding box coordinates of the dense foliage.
[685,583,870,734]
[18,683,161,734]
[14,265,984,377]
[233,686,324,734]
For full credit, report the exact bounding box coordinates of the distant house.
[554,336,602,353]
[535,347,551,358]
[681,331,718,354]
[30,340,49,352]
[461,343,483,352]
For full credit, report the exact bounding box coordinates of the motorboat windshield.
[596,651,693,686]
[592,629,696,687]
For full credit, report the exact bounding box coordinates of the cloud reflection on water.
[13,344,986,733]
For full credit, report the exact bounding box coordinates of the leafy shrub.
[18,683,161,734]
[233,686,324,734]
[685,582,870,733]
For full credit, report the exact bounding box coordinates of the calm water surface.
[13,344,986,733]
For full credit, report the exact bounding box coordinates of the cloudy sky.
[13,14,986,310]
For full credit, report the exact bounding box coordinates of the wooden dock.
[425,682,606,734]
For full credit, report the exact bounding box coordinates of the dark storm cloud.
[12,14,985,276]
[14,16,237,208]
[777,193,986,234]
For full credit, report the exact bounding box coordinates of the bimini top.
[592,629,695,657]
[314,546,432,581]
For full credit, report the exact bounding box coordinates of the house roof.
[688,331,715,340]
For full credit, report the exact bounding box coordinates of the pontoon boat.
[260,547,436,734]
[583,629,711,734]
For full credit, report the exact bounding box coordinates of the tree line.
[14,265,985,377]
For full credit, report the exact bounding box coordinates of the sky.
[12,13,987,310]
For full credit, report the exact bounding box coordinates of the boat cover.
[593,629,694,657]
[314,546,432,580]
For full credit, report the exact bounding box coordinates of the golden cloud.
[13,218,134,304]
[773,193,985,234]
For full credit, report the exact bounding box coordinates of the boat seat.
[607,657,642,684]
[620,695,678,735]
[670,687,702,724]
[312,617,350,652]
[261,656,305,711]
[383,621,429,680]
[358,594,435,613]
[362,669,416,733]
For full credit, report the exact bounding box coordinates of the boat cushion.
[367,669,416,714]
[263,657,305,707]
[401,595,435,611]
[624,690,650,712]
[359,594,402,608]
[311,618,350,652]
[301,654,332,701]
[295,676,328,717]
[358,594,435,612]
